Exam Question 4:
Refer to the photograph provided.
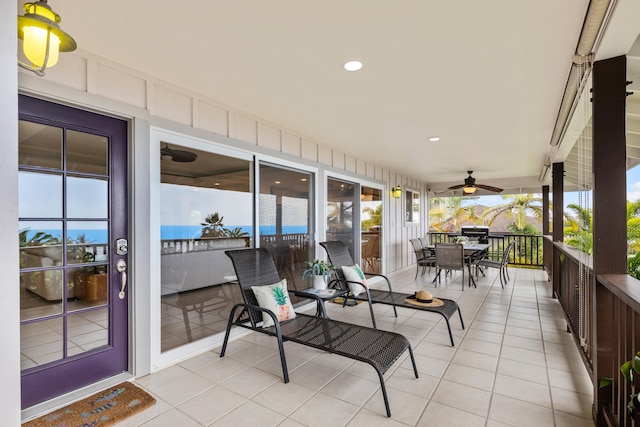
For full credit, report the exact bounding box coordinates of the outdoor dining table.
[425,243,490,288]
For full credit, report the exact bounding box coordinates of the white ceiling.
[25,0,640,194]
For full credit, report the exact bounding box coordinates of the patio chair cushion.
[341,264,368,296]
[251,279,296,327]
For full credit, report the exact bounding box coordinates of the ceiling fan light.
[463,186,476,194]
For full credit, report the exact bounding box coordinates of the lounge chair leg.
[220,305,240,357]
[408,346,419,379]
[444,317,455,346]
[367,299,377,329]
[458,308,465,330]
[275,334,290,383]
[376,370,392,417]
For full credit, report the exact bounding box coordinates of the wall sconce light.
[391,185,402,199]
[18,0,77,76]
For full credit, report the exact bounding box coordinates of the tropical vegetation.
[200,212,250,238]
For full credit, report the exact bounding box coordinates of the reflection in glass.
[67,176,108,218]
[160,144,252,352]
[19,220,63,268]
[259,163,313,292]
[406,190,420,223]
[18,121,62,169]
[18,171,62,218]
[67,130,108,175]
[67,221,109,265]
[67,309,109,356]
[361,187,382,273]
[327,178,356,256]
[67,267,109,310]
[20,271,64,321]
[21,318,63,369]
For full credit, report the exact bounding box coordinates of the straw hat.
[404,290,444,307]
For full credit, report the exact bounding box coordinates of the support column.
[552,162,564,296]
[542,185,550,236]
[591,55,627,426]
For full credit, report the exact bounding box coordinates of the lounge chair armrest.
[229,301,284,331]
[364,272,393,292]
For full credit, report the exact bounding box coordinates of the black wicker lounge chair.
[221,248,418,417]
[320,240,465,346]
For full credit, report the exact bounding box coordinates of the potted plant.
[302,259,334,290]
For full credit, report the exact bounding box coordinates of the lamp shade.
[463,186,477,194]
[18,1,76,72]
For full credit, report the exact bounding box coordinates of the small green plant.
[301,259,334,280]
[600,351,640,416]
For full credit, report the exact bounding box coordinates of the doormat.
[23,382,156,427]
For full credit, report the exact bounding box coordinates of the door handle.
[116,259,127,299]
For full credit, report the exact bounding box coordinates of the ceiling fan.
[445,171,503,195]
[160,144,198,162]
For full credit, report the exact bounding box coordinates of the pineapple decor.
[271,284,292,321]
[251,279,296,327]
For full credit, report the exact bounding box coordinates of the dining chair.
[434,242,465,290]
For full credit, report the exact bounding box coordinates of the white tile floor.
[117,265,595,427]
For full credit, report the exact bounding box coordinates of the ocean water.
[22,225,308,244]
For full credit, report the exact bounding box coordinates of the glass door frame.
[324,172,386,274]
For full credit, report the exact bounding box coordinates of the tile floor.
[117,265,595,427]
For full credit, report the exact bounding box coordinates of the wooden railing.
[549,238,640,426]
[427,232,544,268]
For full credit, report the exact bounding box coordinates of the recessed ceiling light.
[428,137,440,142]
[275,181,281,184]
[344,60,363,71]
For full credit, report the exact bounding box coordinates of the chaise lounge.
[320,240,465,346]
[220,248,419,417]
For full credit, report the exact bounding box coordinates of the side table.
[292,287,348,318]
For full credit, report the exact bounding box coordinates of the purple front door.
[18,95,129,408]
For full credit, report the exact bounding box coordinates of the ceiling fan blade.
[476,184,503,193]
[447,184,465,190]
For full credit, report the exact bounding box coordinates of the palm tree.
[563,204,592,255]
[481,194,543,231]
[362,203,382,231]
[428,197,479,232]
[200,212,225,238]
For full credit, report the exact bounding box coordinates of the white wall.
[1,1,22,425]
[14,45,429,414]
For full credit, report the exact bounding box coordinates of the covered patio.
[117,266,592,426]
[4,0,640,425]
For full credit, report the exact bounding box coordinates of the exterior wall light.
[391,185,402,199]
[18,0,76,76]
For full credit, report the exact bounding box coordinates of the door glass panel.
[19,123,112,370]
[67,267,109,311]
[19,171,63,218]
[67,130,108,175]
[20,270,64,320]
[327,178,356,256]
[361,186,382,273]
[21,318,64,369]
[259,163,313,292]
[67,309,109,356]
[160,144,252,352]
[67,176,108,218]
[18,121,62,169]
[19,220,63,267]
[67,221,109,265]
